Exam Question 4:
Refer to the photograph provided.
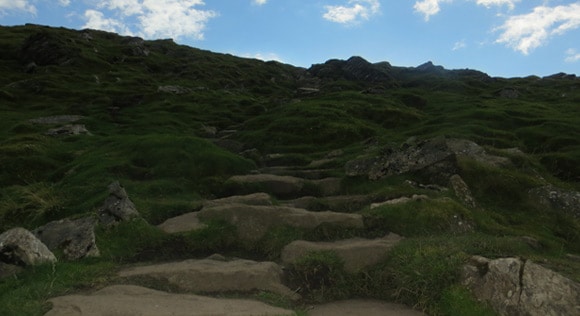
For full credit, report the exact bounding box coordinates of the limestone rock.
[33,217,100,260]
[462,256,580,316]
[450,174,477,208]
[98,181,140,227]
[529,185,580,219]
[281,234,402,272]
[226,174,305,199]
[196,203,364,242]
[0,227,56,266]
[118,257,299,300]
[44,285,295,316]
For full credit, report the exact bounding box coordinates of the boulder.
[450,174,477,208]
[528,185,580,219]
[44,285,295,316]
[33,217,100,260]
[0,262,23,279]
[196,203,364,242]
[462,256,580,316]
[45,124,91,136]
[281,234,402,272]
[98,181,140,227]
[118,257,299,300]
[0,227,56,266]
[157,85,190,94]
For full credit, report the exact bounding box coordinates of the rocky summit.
[0,24,579,316]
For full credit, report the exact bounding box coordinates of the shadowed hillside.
[1,24,579,316]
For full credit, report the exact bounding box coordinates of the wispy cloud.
[475,0,519,10]
[242,52,283,63]
[453,39,466,51]
[495,3,580,55]
[323,0,380,24]
[83,0,218,40]
[59,0,71,6]
[565,48,580,63]
[414,0,518,21]
[252,0,268,5]
[0,0,37,15]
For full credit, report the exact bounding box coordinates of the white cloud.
[59,0,71,6]
[83,0,218,40]
[453,39,466,50]
[414,0,518,21]
[253,0,268,5]
[83,9,134,35]
[323,0,380,24]
[495,3,580,55]
[243,52,283,62]
[413,0,451,21]
[0,0,36,14]
[565,48,580,63]
[476,0,519,10]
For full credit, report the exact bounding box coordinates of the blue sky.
[1,1,579,77]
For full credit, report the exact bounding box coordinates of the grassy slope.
[0,24,579,315]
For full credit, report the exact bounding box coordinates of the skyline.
[1,1,579,78]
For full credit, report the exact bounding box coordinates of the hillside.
[1,24,579,315]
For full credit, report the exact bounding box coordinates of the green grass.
[1,24,580,316]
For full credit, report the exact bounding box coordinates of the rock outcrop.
[345,137,510,183]
[0,227,56,266]
[450,174,477,208]
[308,299,426,316]
[462,256,580,316]
[528,185,580,219]
[281,234,402,272]
[33,217,100,260]
[98,181,140,227]
[44,285,295,316]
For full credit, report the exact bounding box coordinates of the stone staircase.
[44,152,427,316]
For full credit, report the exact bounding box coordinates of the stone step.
[158,204,364,243]
[118,255,299,300]
[281,234,402,273]
[225,174,342,199]
[307,299,426,316]
[45,285,295,316]
[282,194,375,212]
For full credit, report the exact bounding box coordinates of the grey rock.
[281,234,402,272]
[0,261,23,279]
[370,194,429,209]
[98,181,140,227]
[0,227,56,266]
[462,256,580,316]
[33,217,100,260]
[45,285,295,316]
[308,300,426,316]
[450,174,477,208]
[529,185,580,219]
[157,85,190,94]
[118,257,299,300]
[196,203,364,243]
[45,124,91,136]
[29,115,84,125]
[346,137,510,183]
[226,174,305,199]
[158,212,206,234]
